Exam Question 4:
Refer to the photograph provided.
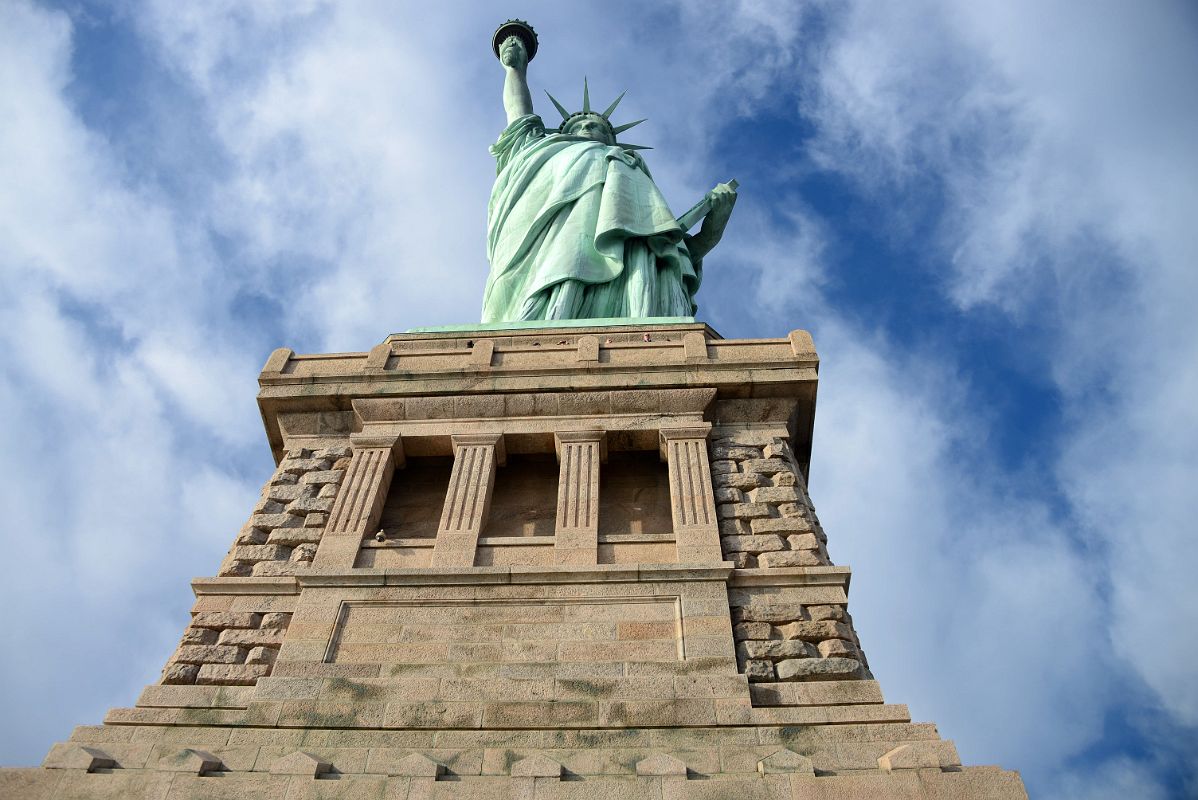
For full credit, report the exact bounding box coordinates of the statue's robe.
[482,114,701,322]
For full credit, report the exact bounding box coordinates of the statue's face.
[567,114,614,145]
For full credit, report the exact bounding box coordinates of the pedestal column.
[660,425,723,563]
[553,431,606,565]
[430,433,505,567]
[312,433,404,568]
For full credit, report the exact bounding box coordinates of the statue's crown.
[546,78,650,151]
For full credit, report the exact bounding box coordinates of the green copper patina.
[482,21,737,323]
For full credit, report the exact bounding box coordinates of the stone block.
[818,639,859,659]
[777,620,853,642]
[251,513,303,531]
[738,640,818,660]
[511,753,563,778]
[740,458,789,475]
[291,543,318,561]
[749,516,812,534]
[174,645,247,665]
[785,533,820,550]
[757,748,813,775]
[732,622,772,641]
[709,460,738,475]
[732,603,805,623]
[157,748,223,774]
[721,534,785,553]
[282,457,330,474]
[218,628,283,647]
[713,472,764,490]
[161,663,200,685]
[254,499,286,515]
[260,613,291,629]
[878,743,943,771]
[234,544,292,563]
[236,528,269,545]
[714,488,746,504]
[711,445,762,461]
[757,550,823,568]
[196,663,272,686]
[718,503,773,520]
[42,744,115,772]
[635,752,687,777]
[181,628,219,645]
[268,484,306,502]
[775,656,862,681]
[747,486,802,504]
[304,512,328,528]
[267,528,322,547]
[270,750,331,777]
[806,605,846,622]
[390,753,444,777]
[300,469,344,485]
[287,496,335,515]
[772,470,799,487]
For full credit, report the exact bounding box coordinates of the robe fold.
[482,114,700,322]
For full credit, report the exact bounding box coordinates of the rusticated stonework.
[1,321,1026,800]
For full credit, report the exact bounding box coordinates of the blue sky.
[2,1,1196,796]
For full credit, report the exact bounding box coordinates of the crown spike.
[620,143,653,151]
[545,91,571,121]
[582,77,591,113]
[611,118,647,135]
[601,90,627,119]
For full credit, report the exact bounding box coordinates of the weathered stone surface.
[713,472,765,490]
[757,550,823,568]
[299,469,344,485]
[173,645,247,665]
[733,603,805,623]
[270,751,331,776]
[390,753,444,778]
[878,743,945,771]
[233,544,292,563]
[196,663,271,685]
[291,543,318,561]
[157,748,222,775]
[740,458,789,474]
[733,622,772,641]
[738,640,818,660]
[161,663,200,685]
[721,533,786,554]
[268,484,307,502]
[181,628,219,645]
[807,605,847,622]
[719,502,773,520]
[250,512,303,531]
[747,486,802,504]
[818,639,859,659]
[42,744,114,772]
[267,528,322,546]
[750,516,812,534]
[246,646,279,665]
[217,629,283,647]
[287,496,335,515]
[776,657,862,681]
[772,470,799,486]
[282,457,330,474]
[511,753,563,778]
[303,512,328,528]
[254,499,286,515]
[777,620,853,642]
[260,613,290,629]
[191,612,261,630]
[714,488,746,504]
[635,752,687,777]
[757,748,814,775]
[743,660,775,682]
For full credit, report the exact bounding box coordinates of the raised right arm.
[499,36,534,124]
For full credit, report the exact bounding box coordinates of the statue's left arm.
[685,182,738,262]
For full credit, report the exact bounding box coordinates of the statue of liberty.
[482,20,737,323]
